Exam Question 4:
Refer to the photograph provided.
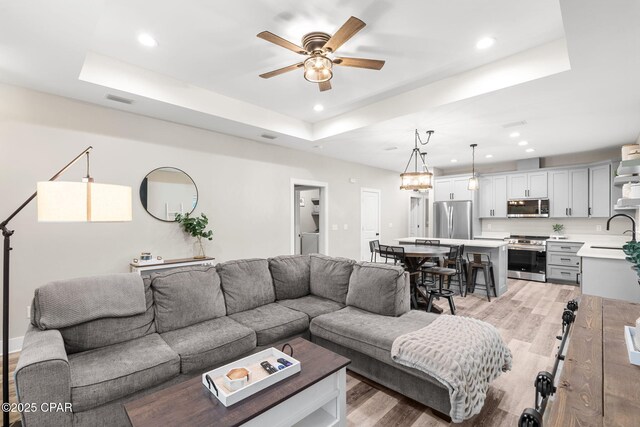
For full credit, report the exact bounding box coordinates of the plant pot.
[194,237,206,259]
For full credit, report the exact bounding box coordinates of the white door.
[478,176,494,218]
[528,171,548,198]
[549,170,569,217]
[493,176,508,217]
[589,164,611,217]
[569,169,589,217]
[507,174,528,199]
[409,197,422,237]
[434,179,452,201]
[361,189,381,261]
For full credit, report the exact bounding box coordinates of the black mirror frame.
[139,166,199,222]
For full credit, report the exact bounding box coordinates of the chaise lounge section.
[16,253,451,427]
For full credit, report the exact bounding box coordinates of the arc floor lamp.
[1,146,132,427]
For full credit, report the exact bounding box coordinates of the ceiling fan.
[257,16,385,92]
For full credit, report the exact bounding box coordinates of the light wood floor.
[1,279,578,427]
[0,351,21,426]
[346,278,580,426]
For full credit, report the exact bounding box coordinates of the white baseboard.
[0,336,24,353]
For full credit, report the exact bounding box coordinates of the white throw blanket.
[391,315,512,423]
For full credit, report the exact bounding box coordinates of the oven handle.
[508,245,546,252]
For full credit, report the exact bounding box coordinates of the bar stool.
[443,244,467,297]
[416,239,440,288]
[421,264,458,314]
[369,240,380,262]
[466,253,497,301]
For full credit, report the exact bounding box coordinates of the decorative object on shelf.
[132,255,164,266]
[224,367,251,391]
[400,129,434,191]
[622,144,640,161]
[256,16,385,92]
[623,182,632,198]
[468,144,479,191]
[140,167,198,222]
[552,223,565,236]
[0,146,132,427]
[175,212,213,259]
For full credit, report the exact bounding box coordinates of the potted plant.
[175,212,213,259]
[622,240,640,286]
[552,223,565,237]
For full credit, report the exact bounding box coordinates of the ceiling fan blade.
[333,57,385,70]
[318,80,332,92]
[259,63,304,79]
[323,16,366,53]
[257,31,307,55]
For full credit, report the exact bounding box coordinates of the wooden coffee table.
[124,337,351,427]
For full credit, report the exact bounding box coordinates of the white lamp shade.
[37,181,132,222]
[468,176,479,191]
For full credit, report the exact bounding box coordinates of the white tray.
[624,325,640,366]
[201,347,301,407]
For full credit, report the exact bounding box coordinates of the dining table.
[377,244,452,313]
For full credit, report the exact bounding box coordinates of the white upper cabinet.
[507,172,548,199]
[478,176,507,218]
[549,169,589,218]
[434,176,473,201]
[589,164,611,217]
[549,170,569,217]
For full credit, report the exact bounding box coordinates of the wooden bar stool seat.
[466,253,497,301]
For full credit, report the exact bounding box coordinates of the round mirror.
[140,167,198,221]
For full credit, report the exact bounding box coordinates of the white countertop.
[395,237,507,248]
[474,232,510,240]
[559,234,630,260]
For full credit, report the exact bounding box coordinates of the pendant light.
[468,143,479,190]
[400,130,434,191]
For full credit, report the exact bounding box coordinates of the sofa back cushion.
[58,276,156,354]
[150,266,226,333]
[309,254,355,304]
[346,262,410,316]
[217,259,275,315]
[32,273,146,330]
[269,255,310,300]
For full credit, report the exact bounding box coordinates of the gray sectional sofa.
[16,254,450,427]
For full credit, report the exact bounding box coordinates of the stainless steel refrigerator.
[433,200,473,239]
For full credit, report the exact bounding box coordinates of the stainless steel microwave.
[507,199,550,218]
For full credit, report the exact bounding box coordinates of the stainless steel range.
[504,235,548,282]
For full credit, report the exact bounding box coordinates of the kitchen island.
[394,237,509,296]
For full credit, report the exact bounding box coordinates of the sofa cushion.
[346,262,410,316]
[32,273,146,330]
[310,307,438,367]
[151,266,225,333]
[269,255,310,300]
[161,317,256,374]
[68,333,180,412]
[309,254,355,304]
[229,303,309,346]
[217,259,275,315]
[277,295,344,319]
[59,277,156,354]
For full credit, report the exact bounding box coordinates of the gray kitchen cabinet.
[589,164,611,217]
[434,176,473,201]
[478,175,507,218]
[507,171,548,199]
[547,241,583,285]
[549,168,588,217]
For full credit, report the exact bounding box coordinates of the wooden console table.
[129,257,215,275]
[545,295,640,426]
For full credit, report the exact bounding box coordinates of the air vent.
[261,134,277,140]
[106,94,134,105]
[501,120,527,129]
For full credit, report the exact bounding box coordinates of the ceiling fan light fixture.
[303,55,333,83]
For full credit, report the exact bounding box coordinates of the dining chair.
[416,239,440,246]
[369,239,380,262]
[443,244,466,297]
[388,245,406,266]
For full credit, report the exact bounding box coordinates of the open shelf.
[617,159,640,176]
[614,175,640,187]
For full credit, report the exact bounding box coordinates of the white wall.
[0,84,410,340]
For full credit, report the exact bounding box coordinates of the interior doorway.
[408,193,429,237]
[291,179,328,255]
[361,188,381,261]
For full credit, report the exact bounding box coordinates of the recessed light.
[476,37,496,50]
[450,159,458,163]
[313,104,324,112]
[509,132,520,138]
[526,148,535,153]
[485,154,493,158]
[518,140,528,146]
[313,144,323,149]
[138,33,158,47]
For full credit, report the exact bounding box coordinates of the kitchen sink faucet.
[606,213,636,242]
